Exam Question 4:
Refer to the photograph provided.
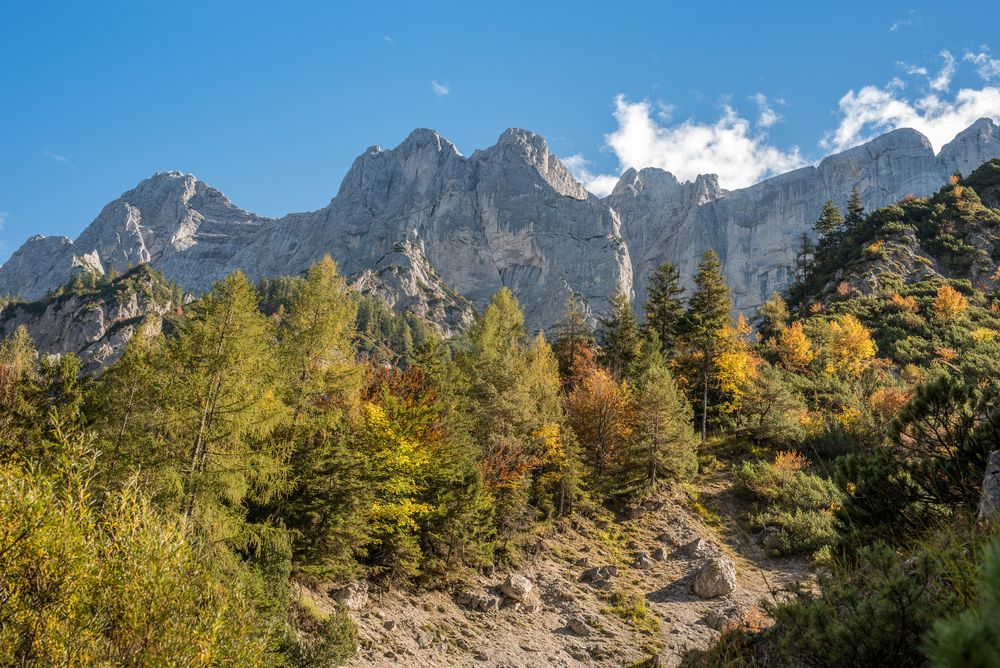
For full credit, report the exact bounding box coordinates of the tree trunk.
[701,367,709,443]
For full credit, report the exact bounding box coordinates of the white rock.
[692,556,737,599]
[499,574,533,602]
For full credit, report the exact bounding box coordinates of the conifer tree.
[163,271,285,551]
[814,199,845,242]
[644,262,686,356]
[682,250,732,442]
[271,256,367,577]
[597,293,642,379]
[0,325,41,452]
[631,338,698,491]
[456,288,565,541]
[552,295,596,386]
[845,187,865,234]
[795,232,815,283]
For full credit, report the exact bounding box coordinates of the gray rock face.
[2,120,999,332]
[0,269,175,372]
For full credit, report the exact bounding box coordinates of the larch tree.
[271,256,368,578]
[163,271,286,552]
[565,366,634,491]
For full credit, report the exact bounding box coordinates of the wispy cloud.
[0,211,7,231]
[383,35,393,44]
[42,149,74,167]
[752,93,783,128]
[890,9,921,32]
[930,50,956,92]
[966,49,1000,82]
[431,80,450,96]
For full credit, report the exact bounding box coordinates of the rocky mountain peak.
[483,128,589,200]
[939,117,1000,177]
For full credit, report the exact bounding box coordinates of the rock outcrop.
[0,265,177,372]
[3,120,999,332]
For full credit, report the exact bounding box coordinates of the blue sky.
[2,1,1000,262]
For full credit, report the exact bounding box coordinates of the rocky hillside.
[0,265,179,371]
[316,484,809,668]
[2,121,999,331]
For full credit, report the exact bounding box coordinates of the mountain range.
[2,118,999,332]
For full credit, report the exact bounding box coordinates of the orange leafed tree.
[565,367,634,477]
[933,284,968,321]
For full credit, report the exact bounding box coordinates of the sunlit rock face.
[2,119,999,331]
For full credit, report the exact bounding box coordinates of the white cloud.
[824,82,1000,152]
[594,96,805,190]
[930,50,956,91]
[383,35,393,44]
[0,211,7,231]
[562,154,619,198]
[431,80,450,96]
[42,149,73,167]
[966,49,1000,81]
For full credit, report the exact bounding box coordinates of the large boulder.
[692,555,737,599]
[499,574,533,602]
[331,581,369,610]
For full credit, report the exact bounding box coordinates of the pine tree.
[644,262,686,356]
[597,293,642,379]
[682,250,732,442]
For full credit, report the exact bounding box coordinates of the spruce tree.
[632,339,698,491]
[551,295,595,386]
[682,250,732,442]
[795,232,815,282]
[597,293,642,379]
[845,187,865,234]
[644,262,685,356]
[814,199,844,244]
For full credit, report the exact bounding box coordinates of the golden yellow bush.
[933,285,968,321]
